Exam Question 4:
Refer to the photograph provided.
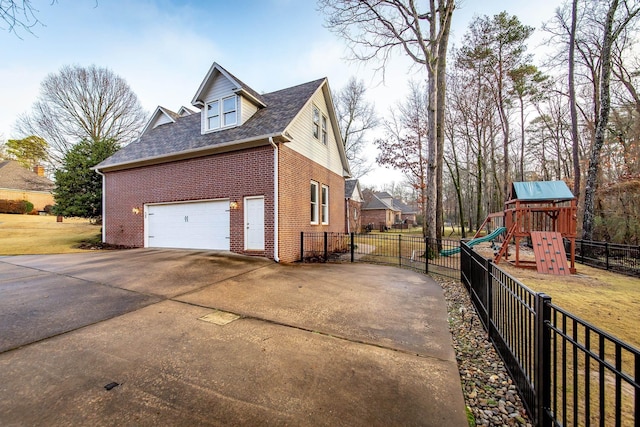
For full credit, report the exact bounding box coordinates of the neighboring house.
[361,192,400,229]
[392,198,418,225]
[94,62,350,263]
[0,160,54,211]
[361,191,417,229]
[345,178,363,233]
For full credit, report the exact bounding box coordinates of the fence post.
[534,293,552,427]
[350,232,355,263]
[485,257,493,339]
[605,242,609,270]
[425,237,429,274]
[581,240,584,264]
[399,234,402,267]
[323,232,328,262]
[300,232,304,262]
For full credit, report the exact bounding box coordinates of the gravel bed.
[434,276,532,427]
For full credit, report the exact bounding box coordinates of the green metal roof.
[511,181,575,201]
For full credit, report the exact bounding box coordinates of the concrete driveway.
[0,249,467,426]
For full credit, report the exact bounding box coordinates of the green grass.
[0,213,101,255]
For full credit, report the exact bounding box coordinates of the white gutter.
[268,137,280,263]
[94,168,106,243]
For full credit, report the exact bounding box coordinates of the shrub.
[43,204,53,214]
[0,199,33,214]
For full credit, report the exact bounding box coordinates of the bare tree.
[319,0,455,240]
[1,0,56,37]
[568,0,581,198]
[333,77,378,178]
[582,0,640,241]
[375,81,428,233]
[16,64,147,166]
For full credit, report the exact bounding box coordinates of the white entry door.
[244,196,265,250]
[146,200,230,250]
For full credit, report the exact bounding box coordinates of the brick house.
[94,62,350,263]
[345,178,363,233]
[361,191,417,230]
[0,160,54,211]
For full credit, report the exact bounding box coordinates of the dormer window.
[205,95,237,132]
[206,100,220,129]
[223,96,237,126]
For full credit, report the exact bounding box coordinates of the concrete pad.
[177,262,454,361]
[3,249,272,298]
[0,300,467,426]
[0,265,159,352]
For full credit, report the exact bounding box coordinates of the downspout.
[95,168,106,243]
[346,197,351,234]
[268,137,280,262]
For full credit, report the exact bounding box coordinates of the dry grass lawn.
[499,261,640,350]
[0,213,101,255]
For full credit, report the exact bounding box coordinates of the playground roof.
[511,181,575,201]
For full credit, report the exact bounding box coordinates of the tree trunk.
[426,61,438,242]
[583,0,618,241]
[569,0,581,199]
[519,95,525,181]
[435,1,454,242]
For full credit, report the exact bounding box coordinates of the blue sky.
[2,0,562,187]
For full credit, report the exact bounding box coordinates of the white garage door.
[146,200,230,250]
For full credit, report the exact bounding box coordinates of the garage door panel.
[146,201,229,250]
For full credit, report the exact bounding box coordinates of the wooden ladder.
[493,223,517,264]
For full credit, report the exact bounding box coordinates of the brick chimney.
[33,165,45,177]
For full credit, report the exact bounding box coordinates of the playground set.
[444,181,578,275]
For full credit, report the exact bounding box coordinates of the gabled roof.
[511,181,575,202]
[96,78,327,170]
[178,106,195,116]
[191,62,267,108]
[141,106,180,136]
[0,160,54,191]
[392,198,417,215]
[345,178,362,200]
[362,193,399,211]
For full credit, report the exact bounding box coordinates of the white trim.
[244,195,265,251]
[321,184,329,225]
[93,132,289,172]
[269,137,279,262]
[310,180,319,225]
[95,169,106,242]
[143,198,230,249]
[203,94,238,133]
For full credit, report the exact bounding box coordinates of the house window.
[353,208,357,220]
[223,96,237,126]
[312,106,320,139]
[321,185,329,224]
[205,95,237,131]
[310,181,319,224]
[206,100,220,130]
[321,115,327,145]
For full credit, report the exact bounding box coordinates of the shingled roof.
[0,160,54,191]
[96,78,326,170]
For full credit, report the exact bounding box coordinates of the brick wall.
[104,146,274,258]
[361,209,392,229]
[103,143,346,263]
[277,144,345,263]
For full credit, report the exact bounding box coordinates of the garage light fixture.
[132,207,141,214]
[229,201,239,210]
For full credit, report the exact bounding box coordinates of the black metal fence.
[461,241,640,426]
[569,239,640,277]
[300,232,460,279]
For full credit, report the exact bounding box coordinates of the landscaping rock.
[436,276,532,427]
